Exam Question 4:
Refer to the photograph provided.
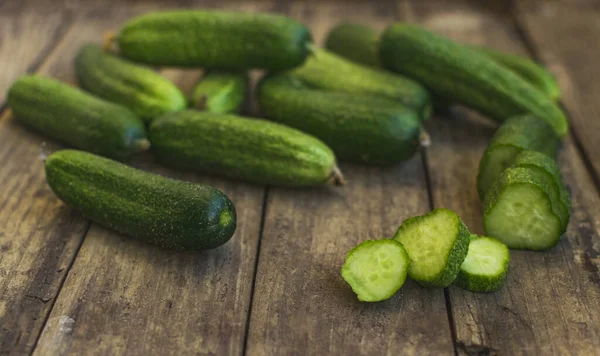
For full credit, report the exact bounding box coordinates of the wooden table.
[1,0,599,355]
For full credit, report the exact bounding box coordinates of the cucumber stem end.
[134,138,151,151]
[419,130,431,148]
[328,166,345,186]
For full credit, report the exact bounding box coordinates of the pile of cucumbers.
[6,9,570,296]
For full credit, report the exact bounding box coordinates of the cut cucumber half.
[341,239,409,302]
[393,208,470,287]
[454,236,510,292]
[484,167,563,250]
[477,115,559,199]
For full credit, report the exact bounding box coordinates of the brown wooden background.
[0,0,599,355]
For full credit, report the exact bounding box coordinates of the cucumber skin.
[45,150,236,250]
[190,71,248,114]
[454,237,509,293]
[477,115,559,198]
[380,24,568,136]
[7,75,148,161]
[258,74,422,164]
[149,110,339,187]
[394,208,471,288]
[291,46,431,120]
[75,44,186,123]
[483,167,563,250]
[118,11,311,70]
[325,23,381,67]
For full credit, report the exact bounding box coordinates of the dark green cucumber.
[190,71,248,114]
[454,236,510,292]
[477,115,559,199]
[341,239,409,302]
[7,75,149,160]
[258,73,423,164]
[75,44,186,123]
[291,46,431,120]
[149,110,343,187]
[393,208,470,288]
[483,167,564,250]
[380,24,568,136]
[116,10,312,70]
[325,23,381,67]
[45,150,236,250]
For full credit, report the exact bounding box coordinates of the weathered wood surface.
[0,0,598,355]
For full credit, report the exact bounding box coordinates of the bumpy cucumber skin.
[45,150,236,250]
[477,115,559,198]
[258,74,422,164]
[380,24,568,136]
[291,46,431,120]
[483,167,563,250]
[454,237,509,293]
[7,75,148,160]
[325,23,381,67]
[118,11,312,70]
[150,110,339,187]
[190,71,248,114]
[393,208,471,288]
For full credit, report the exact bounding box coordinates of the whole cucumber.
[190,71,248,114]
[75,44,187,123]
[45,150,237,250]
[258,73,423,164]
[116,10,312,70]
[8,75,149,160]
[149,110,343,187]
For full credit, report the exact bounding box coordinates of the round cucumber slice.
[454,236,510,292]
[341,239,409,302]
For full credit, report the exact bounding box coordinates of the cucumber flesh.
[454,236,510,292]
[341,239,409,302]
[393,208,470,287]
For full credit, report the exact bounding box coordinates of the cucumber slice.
[454,236,510,292]
[341,239,409,302]
[393,208,470,287]
[477,115,559,199]
[484,167,563,250]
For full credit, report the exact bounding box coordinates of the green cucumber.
[258,73,423,164]
[190,71,248,114]
[149,110,343,187]
[477,115,558,199]
[7,75,149,160]
[341,239,409,302]
[325,23,381,67]
[454,236,510,292]
[115,10,312,70]
[75,44,186,123]
[393,208,470,288]
[290,45,431,120]
[512,150,570,230]
[380,24,568,136]
[45,149,236,250]
[483,167,563,250]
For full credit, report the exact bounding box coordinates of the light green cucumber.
[454,236,510,292]
[393,208,470,287]
[190,71,248,114]
[341,239,409,302]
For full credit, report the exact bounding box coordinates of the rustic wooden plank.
[405,0,600,354]
[516,1,600,188]
[245,2,454,355]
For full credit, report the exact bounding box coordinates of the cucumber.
[379,24,568,137]
[341,239,409,302]
[483,167,564,250]
[290,45,431,120]
[115,10,312,70]
[7,75,149,160]
[454,236,510,292]
[325,23,381,67]
[477,115,558,199]
[149,110,343,187]
[75,44,186,123]
[512,150,571,230]
[190,71,248,114]
[393,208,470,288]
[45,150,236,250]
[258,73,423,164]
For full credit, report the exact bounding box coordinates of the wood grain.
[405,0,600,354]
[245,2,454,355]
